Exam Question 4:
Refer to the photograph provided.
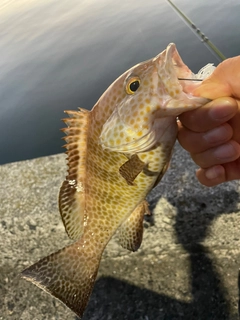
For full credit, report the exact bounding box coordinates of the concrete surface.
[1,143,240,320]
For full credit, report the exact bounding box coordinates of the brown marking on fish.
[119,154,146,185]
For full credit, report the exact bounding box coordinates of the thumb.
[193,75,232,100]
[193,56,240,100]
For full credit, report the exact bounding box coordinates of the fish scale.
[21,43,213,318]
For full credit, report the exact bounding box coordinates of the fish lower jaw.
[100,130,159,154]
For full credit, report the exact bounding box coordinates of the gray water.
[1,0,240,164]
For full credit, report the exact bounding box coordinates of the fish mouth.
[155,43,194,95]
[155,43,210,114]
[163,43,215,95]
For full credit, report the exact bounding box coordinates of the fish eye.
[126,77,140,94]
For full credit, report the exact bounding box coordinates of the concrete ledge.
[1,144,240,319]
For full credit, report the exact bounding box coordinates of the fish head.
[99,43,210,153]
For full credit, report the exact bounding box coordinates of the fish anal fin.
[59,108,90,241]
[21,239,102,319]
[118,200,150,252]
[119,154,146,186]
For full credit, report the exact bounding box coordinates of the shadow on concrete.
[172,190,239,319]
[83,268,229,320]
[82,190,239,320]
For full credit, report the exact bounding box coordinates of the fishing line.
[166,0,226,62]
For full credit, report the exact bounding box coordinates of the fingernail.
[209,102,235,121]
[203,125,230,144]
[205,166,224,180]
[214,142,236,159]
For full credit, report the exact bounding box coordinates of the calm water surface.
[1,0,240,164]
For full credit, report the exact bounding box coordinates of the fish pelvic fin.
[60,108,90,240]
[21,239,102,319]
[118,200,150,252]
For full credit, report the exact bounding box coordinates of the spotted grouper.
[21,43,214,318]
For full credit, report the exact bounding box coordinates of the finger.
[196,165,226,187]
[178,97,238,133]
[178,122,233,153]
[196,158,240,187]
[191,140,240,168]
[228,104,240,143]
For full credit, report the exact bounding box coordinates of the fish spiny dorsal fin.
[118,200,150,251]
[59,108,90,240]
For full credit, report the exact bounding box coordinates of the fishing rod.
[166,0,226,62]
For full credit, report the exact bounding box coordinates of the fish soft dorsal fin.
[118,200,150,251]
[59,108,90,240]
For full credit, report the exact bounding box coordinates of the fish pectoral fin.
[21,239,102,319]
[60,108,90,240]
[118,200,150,252]
[119,154,146,186]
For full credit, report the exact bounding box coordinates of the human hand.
[178,97,240,186]
[178,56,240,187]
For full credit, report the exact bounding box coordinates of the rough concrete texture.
[1,143,240,320]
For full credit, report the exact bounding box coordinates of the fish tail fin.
[21,239,102,318]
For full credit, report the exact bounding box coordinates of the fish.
[21,43,214,319]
